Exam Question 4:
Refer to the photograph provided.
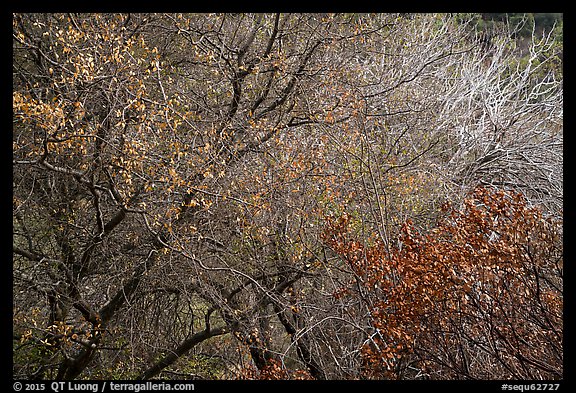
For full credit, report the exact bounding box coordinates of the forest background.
[13,12,563,380]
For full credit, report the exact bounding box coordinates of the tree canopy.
[13,13,562,381]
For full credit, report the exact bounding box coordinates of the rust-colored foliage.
[322,187,562,379]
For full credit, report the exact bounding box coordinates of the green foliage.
[479,13,562,37]
[178,353,227,380]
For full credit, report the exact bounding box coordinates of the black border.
[7,7,571,391]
